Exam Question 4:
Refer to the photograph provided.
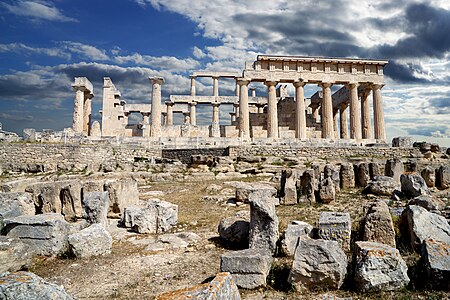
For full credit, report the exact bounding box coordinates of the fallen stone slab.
[121,198,178,234]
[420,238,450,290]
[408,195,444,212]
[288,239,347,290]
[401,205,450,250]
[317,212,351,251]
[354,241,409,292]
[0,192,34,230]
[83,191,109,226]
[3,213,70,256]
[155,272,240,300]
[400,174,429,198]
[145,232,201,251]
[68,223,112,258]
[218,210,250,248]
[220,248,273,289]
[0,236,33,273]
[248,189,279,254]
[364,176,400,196]
[280,220,313,257]
[362,201,396,248]
[0,271,75,300]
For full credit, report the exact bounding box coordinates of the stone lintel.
[192,71,240,78]
[124,104,151,114]
[256,54,389,65]
[72,77,93,93]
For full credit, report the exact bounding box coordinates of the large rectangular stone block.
[317,211,351,251]
[220,248,273,289]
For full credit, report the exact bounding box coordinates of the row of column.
[72,87,93,135]
[236,79,385,141]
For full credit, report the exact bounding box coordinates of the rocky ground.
[27,176,449,300]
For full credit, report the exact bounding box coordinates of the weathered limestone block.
[362,201,396,247]
[401,205,450,250]
[437,165,450,189]
[0,236,33,273]
[218,211,250,248]
[385,159,404,183]
[3,213,70,256]
[421,239,450,290]
[0,271,75,300]
[0,192,34,227]
[317,212,351,251]
[408,195,444,212]
[324,164,340,193]
[68,223,112,258]
[235,182,276,203]
[25,183,60,214]
[280,169,301,205]
[364,176,400,196]
[155,272,241,300]
[356,162,370,187]
[340,163,355,189]
[400,174,429,198]
[421,166,436,187]
[59,181,83,221]
[248,190,279,254]
[83,191,109,226]
[392,136,413,148]
[288,239,348,290]
[319,177,335,203]
[220,249,273,289]
[280,220,313,257]
[354,241,409,292]
[104,178,139,214]
[299,169,316,203]
[369,162,381,180]
[121,199,178,234]
[431,143,440,153]
[82,180,105,196]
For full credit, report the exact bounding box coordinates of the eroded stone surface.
[421,239,450,290]
[280,220,313,257]
[68,223,112,258]
[317,211,351,251]
[362,201,396,248]
[0,236,33,273]
[218,210,250,248]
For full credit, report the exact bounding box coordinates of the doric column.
[339,103,349,139]
[189,101,197,125]
[333,109,339,139]
[265,80,279,138]
[161,112,167,126]
[311,104,319,124]
[183,112,190,124]
[165,102,174,126]
[250,87,256,97]
[83,92,93,135]
[319,82,334,138]
[190,76,196,96]
[235,82,240,97]
[233,102,240,118]
[230,112,236,122]
[294,80,307,139]
[361,88,372,139]
[372,84,386,140]
[237,78,250,139]
[72,87,85,133]
[213,76,219,97]
[149,77,164,137]
[348,83,362,139]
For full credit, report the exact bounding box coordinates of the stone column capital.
[189,75,197,79]
[237,78,250,86]
[189,101,197,107]
[72,85,87,92]
[371,83,384,90]
[319,82,333,88]
[346,82,359,89]
[149,76,165,85]
[165,101,175,106]
[265,80,278,87]
[141,112,151,117]
[339,102,349,109]
[233,102,240,107]
[87,92,94,99]
[293,80,307,88]
[211,102,221,107]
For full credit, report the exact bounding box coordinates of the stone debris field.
[0,139,449,299]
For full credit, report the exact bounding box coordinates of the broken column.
[72,77,93,134]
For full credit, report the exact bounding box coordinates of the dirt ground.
[31,176,450,300]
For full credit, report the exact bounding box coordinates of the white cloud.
[0,43,71,59]
[114,53,199,72]
[192,46,206,59]
[60,41,110,61]
[1,0,77,22]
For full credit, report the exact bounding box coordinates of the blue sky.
[1,0,449,146]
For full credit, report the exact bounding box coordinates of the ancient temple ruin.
[72,55,388,143]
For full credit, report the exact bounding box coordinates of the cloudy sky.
[1,0,449,145]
